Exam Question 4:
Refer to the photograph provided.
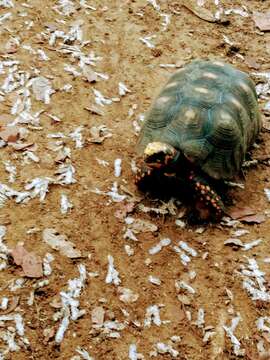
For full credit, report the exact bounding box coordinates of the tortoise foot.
[135,162,155,186]
[189,172,225,220]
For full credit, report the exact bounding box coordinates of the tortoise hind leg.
[188,171,225,220]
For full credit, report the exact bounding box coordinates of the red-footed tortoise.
[135,60,261,220]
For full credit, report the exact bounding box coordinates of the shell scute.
[136,60,261,180]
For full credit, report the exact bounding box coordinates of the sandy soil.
[0,0,270,359]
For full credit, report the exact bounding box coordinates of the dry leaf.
[55,149,70,163]
[224,238,244,247]
[82,66,98,83]
[88,125,112,144]
[0,114,14,128]
[129,218,158,233]
[42,228,82,258]
[22,252,43,278]
[0,40,18,54]
[245,57,260,70]
[84,104,104,116]
[10,142,34,151]
[11,245,29,265]
[11,245,43,278]
[182,1,225,23]
[253,11,270,31]
[0,126,20,142]
[239,214,266,224]
[228,207,256,220]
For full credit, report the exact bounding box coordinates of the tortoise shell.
[136,60,261,180]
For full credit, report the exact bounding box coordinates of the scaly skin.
[135,139,225,221]
[135,161,154,186]
[135,158,225,220]
[135,153,175,186]
[188,171,225,220]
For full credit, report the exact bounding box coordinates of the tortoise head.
[143,142,179,168]
[135,141,180,186]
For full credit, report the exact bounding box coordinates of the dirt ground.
[0,0,270,359]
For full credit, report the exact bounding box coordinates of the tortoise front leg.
[188,171,225,220]
[135,162,154,186]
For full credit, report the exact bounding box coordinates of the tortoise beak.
[143,142,178,166]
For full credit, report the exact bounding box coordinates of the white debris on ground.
[193,308,205,328]
[151,342,179,358]
[55,264,86,343]
[224,238,262,251]
[0,313,28,356]
[91,181,127,203]
[223,315,245,356]
[129,343,144,360]
[0,183,30,207]
[118,287,139,303]
[149,238,171,255]
[31,76,54,104]
[124,244,134,256]
[69,126,84,148]
[139,35,156,49]
[93,88,118,106]
[239,258,270,301]
[75,346,94,360]
[43,253,54,276]
[264,188,270,202]
[3,161,16,183]
[173,240,197,266]
[118,82,131,96]
[25,177,52,201]
[0,0,268,358]
[43,228,81,258]
[55,164,76,185]
[105,255,121,286]
[144,305,164,327]
[114,158,122,177]
[175,279,196,294]
[257,316,270,334]
[60,193,73,214]
[148,275,161,286]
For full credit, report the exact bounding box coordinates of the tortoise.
[135,60,261,220]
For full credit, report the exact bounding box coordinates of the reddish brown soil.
[0,1,270,359]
